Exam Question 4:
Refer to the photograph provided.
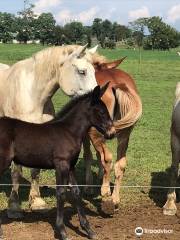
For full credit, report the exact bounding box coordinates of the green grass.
[0,43,180,209]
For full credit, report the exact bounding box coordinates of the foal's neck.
[61,100,91,141]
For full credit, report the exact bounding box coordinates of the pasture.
[0,44,180,239]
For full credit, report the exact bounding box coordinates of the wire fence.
[0,183,179,189]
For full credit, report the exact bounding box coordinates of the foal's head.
[89,83,116,139]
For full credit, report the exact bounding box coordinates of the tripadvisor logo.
[135,227,144,236]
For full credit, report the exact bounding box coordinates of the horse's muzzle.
[104,126,116,139]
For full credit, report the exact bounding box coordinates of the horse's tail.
[114,83,142,130]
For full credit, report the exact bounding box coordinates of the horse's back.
[95,68,137,90]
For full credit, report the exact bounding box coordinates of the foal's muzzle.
[104,125,116,139]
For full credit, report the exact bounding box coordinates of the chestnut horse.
[83,57,142,214]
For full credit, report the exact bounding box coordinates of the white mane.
[0,45,97,123]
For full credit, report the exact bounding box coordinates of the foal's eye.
[77,69,87,75]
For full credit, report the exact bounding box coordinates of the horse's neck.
[1,58,57,121]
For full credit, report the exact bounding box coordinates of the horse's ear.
[101,57,127,69]
[91,85,101,105]
[89,45,98,54]
[67,44,88,60]
[100,81,110,97]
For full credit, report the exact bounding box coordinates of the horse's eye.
[78,69,87,75]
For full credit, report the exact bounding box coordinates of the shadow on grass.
[149,167,180,208]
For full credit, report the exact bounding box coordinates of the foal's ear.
[91,85,101,105]
[100,81,110,97]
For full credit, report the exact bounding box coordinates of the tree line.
[0,2,180,50]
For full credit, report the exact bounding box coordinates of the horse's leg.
[89,128,113,197]
[7,163,24,219]
[83,135,94,195]
[29,99,55,211]
[29,168,47,210]
[112,128,131,209]
[100,145,113,197]
[55,160,69,240]
[163,130,179,215]
[0,146,14,238]
[69,169,96,239]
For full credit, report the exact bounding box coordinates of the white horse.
[0,44,98,218]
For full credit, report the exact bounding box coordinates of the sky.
[0,0,180,30]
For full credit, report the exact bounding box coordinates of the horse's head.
[60,45,98,97]
[89,82,116,139]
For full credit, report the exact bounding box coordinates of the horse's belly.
[14,152,54,169]
[14,134,55,169]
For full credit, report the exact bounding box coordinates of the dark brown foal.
[0,83,115,240]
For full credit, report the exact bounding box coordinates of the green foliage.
[129,16,180,50]
[0,12,16,43]
[35,13,56,45]
[104,39,116,49]
[16,2,37,43]
[0,3,179,49]
[63,21,84,44]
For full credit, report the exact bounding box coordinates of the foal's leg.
[29,169,47,210]
[163,130,179,215]
[55,160,70,240]
[83,135,94,195]
[69,170,96,239]
[112,128,131,209]
[7,163,23,219]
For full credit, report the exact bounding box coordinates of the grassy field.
[0,43,180,209]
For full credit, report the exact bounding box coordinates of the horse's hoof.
[30,197,48,212]
[7,209,24,219]
[101,186,111,197]
[163,207,177,216]
[101,197,115,215]
[88,230,97,239]
[0,228,3,240]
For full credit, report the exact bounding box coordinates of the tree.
[35,13,56,45]
[52,25,66,45]
[84,26,92,47]
[92,18,103,40]
[129,18,148,48]
[63,21,85,44]
[0,12,16,43]
[16,1,37,43]
[112,22,131,41]
[146,16,179,50]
